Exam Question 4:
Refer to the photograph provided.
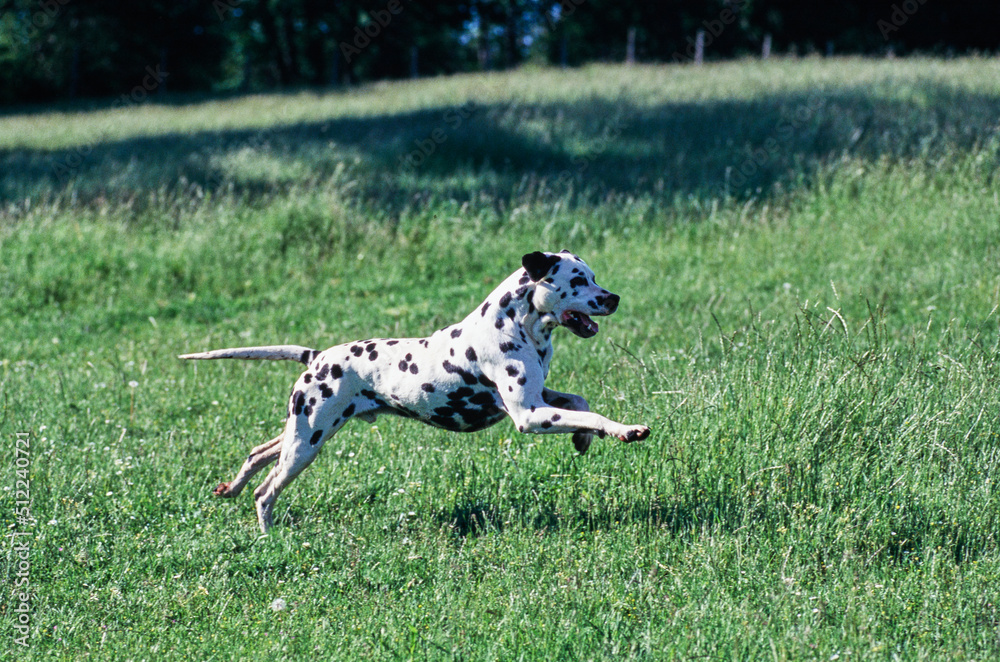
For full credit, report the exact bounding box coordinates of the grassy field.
[2,57,999,660]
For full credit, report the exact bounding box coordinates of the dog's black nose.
[602,293,620,313]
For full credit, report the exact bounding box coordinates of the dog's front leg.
[509,403,649,442]
[541,388,594,454]
[502,377,649,443]
[490,354,650,445]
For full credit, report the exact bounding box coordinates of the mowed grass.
[1,58,999,659]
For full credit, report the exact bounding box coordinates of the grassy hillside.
[2,58,999,660]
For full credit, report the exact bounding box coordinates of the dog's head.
[522,250,620,338]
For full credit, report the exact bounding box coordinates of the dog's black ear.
[522,251,561,282]
[559,248,572,254]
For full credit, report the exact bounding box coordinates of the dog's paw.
[213,482,233,498]
[572,431,593,455]
[618,426,650,443]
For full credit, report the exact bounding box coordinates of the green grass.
[2,57,999,660]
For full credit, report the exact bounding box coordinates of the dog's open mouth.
[561,310,600,338]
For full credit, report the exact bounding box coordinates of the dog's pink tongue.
[582,314,598,334]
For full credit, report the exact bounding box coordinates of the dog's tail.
[178,345,319,365]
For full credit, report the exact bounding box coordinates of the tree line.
[2,0,998,105]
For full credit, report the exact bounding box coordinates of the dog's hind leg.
[214,433,283,498]
[253,430,325,533]
[253,413,353,533]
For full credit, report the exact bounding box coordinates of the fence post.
[694,30,705,65]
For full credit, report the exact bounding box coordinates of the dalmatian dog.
[180,250,650,532]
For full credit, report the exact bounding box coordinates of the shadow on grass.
[435,491,761,539]
[3,82,999,210]
[437,489,991,567]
